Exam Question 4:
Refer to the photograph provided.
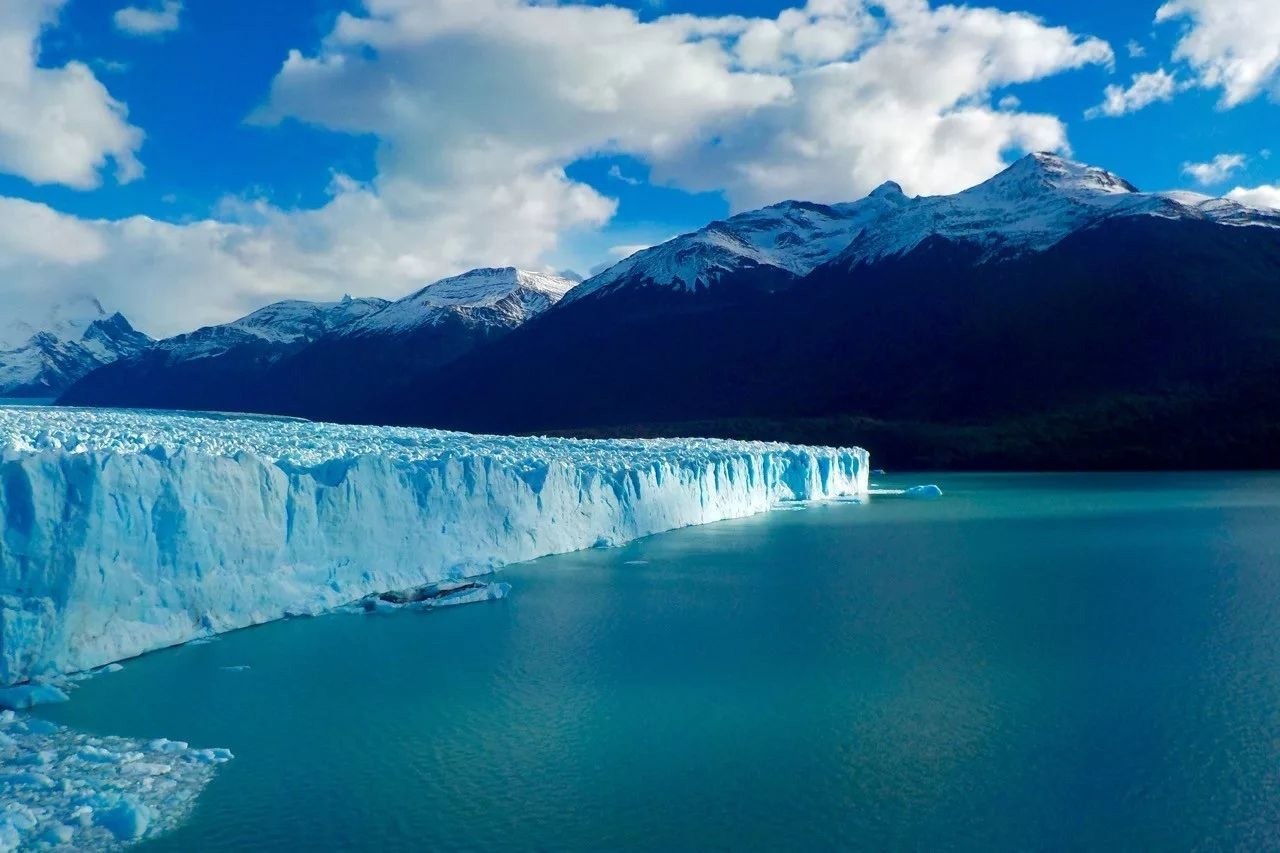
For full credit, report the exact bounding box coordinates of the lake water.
[36,473,1280,850]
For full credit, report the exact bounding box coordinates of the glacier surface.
[0,407,867,685]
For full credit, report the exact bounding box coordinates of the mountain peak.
[829,150,1280,270]
[335,267,578,339]
[869,180,905,200]
[0,297,150,397]
[0,293,111,351]
[987,152,1140,197]
[411,267,578,308]
[567,194,899,304]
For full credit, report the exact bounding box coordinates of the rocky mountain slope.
[0,296,151,398]
[60,269,578,415]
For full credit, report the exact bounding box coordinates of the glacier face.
[0,407,867,685]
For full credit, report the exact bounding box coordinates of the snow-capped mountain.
[343,153,1280,471]
[339,267,576,338]
[563,195,908,304]
[0,296,151,397]
[831,152,1280,268]
[148,294,390,363]
[59,269,578,415]
[569,152,1280,305]
[0,294,110,351]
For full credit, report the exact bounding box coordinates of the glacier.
[0,406,868,685]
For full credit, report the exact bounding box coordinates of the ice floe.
[0,710,231,850]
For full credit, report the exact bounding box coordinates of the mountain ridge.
[58,153,1280,468]
[0,297,151,398]
[59,268,580,414]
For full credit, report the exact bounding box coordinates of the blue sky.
[1,0,1277,333]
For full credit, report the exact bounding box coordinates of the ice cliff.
[0,407,868,685]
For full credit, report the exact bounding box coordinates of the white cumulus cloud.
[1227,184,1280,210]
[258,0,1112,211]
[113,1,183,36]
[1181,153,1247,185]
[1156,0,1280,107]
[1086,68,1178,118]
[0,0,144,188]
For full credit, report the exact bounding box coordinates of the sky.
[1,0,1278,336]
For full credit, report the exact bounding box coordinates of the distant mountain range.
[57,153,1280,468]
[0,296,151,398]
[59,268,578,415]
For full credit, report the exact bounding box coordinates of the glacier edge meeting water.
[0,407,868,686]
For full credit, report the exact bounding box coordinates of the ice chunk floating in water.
[867,484,944,499]
[0,407,867,684]
[360,579,511,613]
[0,682,69,711]
[0,709,231,850]
[904,485,944,500]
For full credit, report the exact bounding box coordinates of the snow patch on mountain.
[219,296,389,344]
[154,295,390,361]
[565,196,909,303]
[343,267,577,337]
[0,406,867,685]
[834,152,1280,267]
[122,268,575,364]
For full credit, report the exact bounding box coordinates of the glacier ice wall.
[0,408,867,684]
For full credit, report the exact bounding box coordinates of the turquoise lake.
[35,473,1280,849]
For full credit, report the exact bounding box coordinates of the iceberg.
[903,484,944,500]
[0,407,867,684]
[0,682,70,711]
[360,579,511,612]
